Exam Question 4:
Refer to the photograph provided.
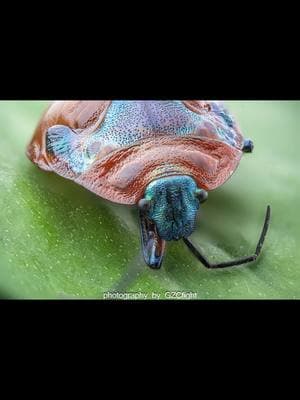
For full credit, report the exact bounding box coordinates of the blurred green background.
[0,101,299,299]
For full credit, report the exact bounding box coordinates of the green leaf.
[0,101,299,299]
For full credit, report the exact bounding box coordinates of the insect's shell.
[27,100,245,205]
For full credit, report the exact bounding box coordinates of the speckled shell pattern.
[27,100,244,205]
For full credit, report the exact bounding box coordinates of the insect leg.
[139,211,166,269]
[183,206,271,269]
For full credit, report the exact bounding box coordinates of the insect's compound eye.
[138,198,152,212]
[195,189,208,203]
[243,139,254,153]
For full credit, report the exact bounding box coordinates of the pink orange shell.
[27,101,111,171]
[27,101,244,205]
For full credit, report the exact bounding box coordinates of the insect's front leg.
[183,206,271,269]
[139,211,166,269]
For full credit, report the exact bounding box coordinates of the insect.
[27,100,271,269]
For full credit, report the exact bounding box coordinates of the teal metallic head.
[138,175,208,268]
[139,176,207,241]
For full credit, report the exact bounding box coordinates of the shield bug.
[27,101,270,269]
